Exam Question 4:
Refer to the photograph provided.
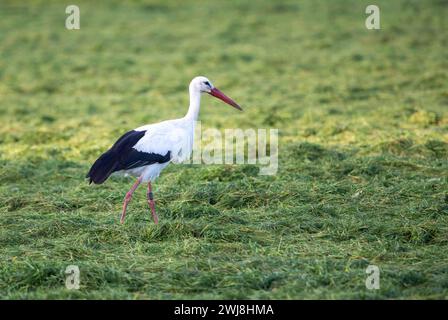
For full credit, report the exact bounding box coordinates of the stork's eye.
[204,81,211,87]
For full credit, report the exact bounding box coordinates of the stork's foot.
[148,198,159,225]
[120,192,132,224]
[120,176,142,224]
[147,181,159,224]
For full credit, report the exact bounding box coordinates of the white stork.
[86,76,242,224]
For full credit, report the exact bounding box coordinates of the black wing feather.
[86,130,171,184]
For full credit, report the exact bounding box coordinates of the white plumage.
[124,118,195,182]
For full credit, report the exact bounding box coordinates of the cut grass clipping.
[0,0,447,299]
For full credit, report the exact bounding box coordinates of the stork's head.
[190,76,242,111]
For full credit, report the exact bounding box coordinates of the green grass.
[0,0,447,299]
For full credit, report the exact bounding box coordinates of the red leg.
[120,176,142,224]
[147,181,159,224]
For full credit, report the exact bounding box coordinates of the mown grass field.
[0,0,447,299]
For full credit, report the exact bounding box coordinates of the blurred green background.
[0,0,447,299]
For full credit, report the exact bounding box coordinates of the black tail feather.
[86,150,119,184]
[86,129,171,185]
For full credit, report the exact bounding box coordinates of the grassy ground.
[0,0,447,299]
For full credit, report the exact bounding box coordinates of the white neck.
[185,86,201,121]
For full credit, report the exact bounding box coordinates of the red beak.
[208,88,243,111]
